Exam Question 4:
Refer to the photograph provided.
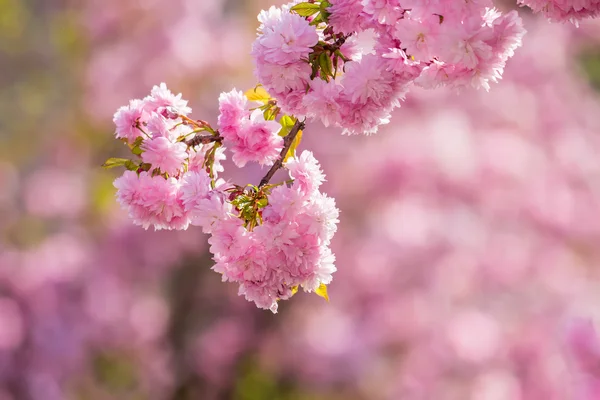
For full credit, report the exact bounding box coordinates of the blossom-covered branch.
[104,0,600,313]
[259,119,305,188]
[108,83,336,313]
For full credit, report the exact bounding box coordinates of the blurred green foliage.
[579,49,600,91]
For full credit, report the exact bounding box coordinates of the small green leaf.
[257,197,268,208]
[245,86,271,104]
[130,136,143,148]
[291,2,320,17]
[102,158,140,171]
[124,160,140,171]
[284,129,303,162]
[318,52,333,79]
[314,283,329,302]
[263,107,278,121]
[131,145,143,156]
[309,12,324,26]
[320,0,331,10]
[102,158,128,168]
[278,115,296,137]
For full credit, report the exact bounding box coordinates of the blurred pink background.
[2,1,600,399]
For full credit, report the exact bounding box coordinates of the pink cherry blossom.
[144,82,192,116]
[141,136,188,176]
[285,150,326,196]
[113,99,147,143]
[328,0,370,34]
[179,170,212,211]
[302,79,344,128]
[221,110,283,168]
[253,6,319,65]
[113,171,190,230]
[217,89,249,134]
[518,0,600,23]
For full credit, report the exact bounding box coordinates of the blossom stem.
[259,119,305,188]
[185,133,222,147]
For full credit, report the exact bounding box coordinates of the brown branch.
[259,119,305,188]
[185,133,222,147]
[180,114,211,129]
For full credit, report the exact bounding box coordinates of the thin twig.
[259,119,305,188]
[185,134,222,147]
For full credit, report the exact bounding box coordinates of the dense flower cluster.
[252,1,527,134]
[110,84,338,312]
[207,152,338,313]
[217,89,283,167]
[106,0,600,314]
[8,0,600,397]
[518,0,600,23]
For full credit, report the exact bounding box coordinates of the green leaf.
[320,0,331,10]
[101,157,132,169]
[131,145,143,156]
[318,52,333,79]
[103,158,140,171]
[291,2,320,17]
[245,86,271,104]
[278,115,296,137]
[130,136,143,148]
[263,107,278,121]
[257,197,268,208]
[314,283,329,302]
[309,12,324,26]
[124,160,140,171]
[102,158,128,168]
[284,129,303,162]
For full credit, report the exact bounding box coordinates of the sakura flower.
[179,170,212,211]
[518,0,600,23]
[254,7,319,65]
[256,61,311,93]
[340,54,397,106]
[394,15,441,62]
[113,99,147,143]
[217,89,249,135]
[285,150,326,196]
[328,0,370,34]
[141,136,188,176]
[144,82,192,116]
[303,79,344,128]
[225,110,283,168]
[362,0,404,25]
[113,171,189,231]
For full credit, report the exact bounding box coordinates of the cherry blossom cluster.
[105,0,600,313]
[252,0,527,135]
[108,83,338,312]
[518,0,600,23]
